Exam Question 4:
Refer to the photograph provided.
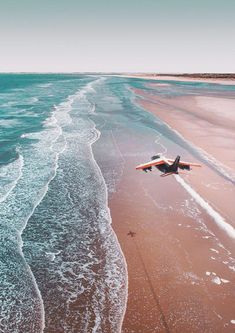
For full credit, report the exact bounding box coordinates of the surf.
[0,76,102,332]
[19,76,127,333]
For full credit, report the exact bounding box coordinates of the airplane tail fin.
[171,155,180,173]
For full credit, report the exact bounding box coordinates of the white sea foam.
[212,276,221,285]
[90,147,128,333]
[29,97,39,103]
[18,81,105,233]
[0,79,103,332]
[20,76,126,332]
[18,82,100,330]
[0,119,20,126]
[0,155,24,204]
[175,175,235,240]
[1,96,39,107]
[206,272,230,285]
[69,77,128,332]
[210,248,219,253]
[32,77,127,332]
[38,83,52,88]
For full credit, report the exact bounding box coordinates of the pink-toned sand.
[134,89,235,224]
[110,157,235,333]
[108,86,235,332]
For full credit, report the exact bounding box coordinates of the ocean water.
[0,74,127,333]
[0,74,234,332]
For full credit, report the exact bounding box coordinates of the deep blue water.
[0,74,235,333]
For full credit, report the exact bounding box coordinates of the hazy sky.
[0,0,234,72]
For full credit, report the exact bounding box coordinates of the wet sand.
[107,86,235,332]
[135,89,235,225]
[109,155,235,332]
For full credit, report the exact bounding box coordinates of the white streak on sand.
[212,276,221,285]
[206,272,230,284]
[229,265,235,272]
[210,248,219,253]
[175,175,235,240]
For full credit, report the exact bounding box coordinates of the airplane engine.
[143,167,152,172]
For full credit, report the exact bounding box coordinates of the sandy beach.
[104,79,235,332]
[109,150,235,332]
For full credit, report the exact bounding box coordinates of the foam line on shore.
[89,109,128,333]
[90,134,128,333]
[175,175,235,240]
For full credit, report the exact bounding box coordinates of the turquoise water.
[0,74,234,332]
[0,74,127,332]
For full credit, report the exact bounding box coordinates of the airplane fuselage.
[135,153,200,177]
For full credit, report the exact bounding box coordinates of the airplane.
[135,154,201,177]
[127,231,136,237]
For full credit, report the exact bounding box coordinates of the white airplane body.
[136,154,201,177]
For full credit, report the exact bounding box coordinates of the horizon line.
[0,71,235,75]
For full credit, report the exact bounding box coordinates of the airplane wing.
[136,158,169,170]
[166,159,201,167]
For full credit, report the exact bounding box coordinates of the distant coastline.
[113,73,235,85]
[1,72,234,86]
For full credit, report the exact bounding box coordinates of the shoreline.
[89,101,128,332]
[113,73,235,86]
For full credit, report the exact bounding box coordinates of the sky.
[0,0,235,72]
